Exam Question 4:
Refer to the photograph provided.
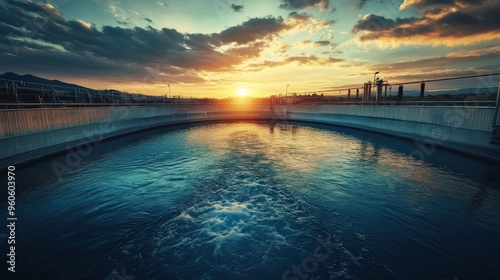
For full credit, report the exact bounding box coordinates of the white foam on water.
[146,167,318,277]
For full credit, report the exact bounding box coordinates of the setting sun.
[236,88,249,96]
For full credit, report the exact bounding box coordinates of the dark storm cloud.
[279,0,330,10]
[0,22,22,37]
[352,14,415,33]
[214,16,287,44]
[1,45,131,74]
[0,1,304,82]
[0,42,205,84]
[438,10,484,25]
[230,4,244,12]
[352,0,500,42]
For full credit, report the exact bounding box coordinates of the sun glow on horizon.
[236,88,249,96]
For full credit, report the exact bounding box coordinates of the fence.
[1,73,499,111]
[284,72,500,107]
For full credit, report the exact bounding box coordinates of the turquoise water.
[1,121,500,280]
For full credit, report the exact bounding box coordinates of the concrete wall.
[282,105,499,152]
[0,103,272,167]
[1,103,499,168]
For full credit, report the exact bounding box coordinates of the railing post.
[420,82,425,100]
[376,80,382,103]
[384,84,388,101]
[364,82,371,103]
[492,78,500,127]
[12,82,18,103]
[398,85,404,101]
[363,84,367,103]
[356,88,359,102]
[347,89,351,103]
[50,87,56,103]
[51,87,56,103]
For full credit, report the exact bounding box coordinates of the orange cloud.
[353,0,500,46]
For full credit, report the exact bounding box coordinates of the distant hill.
[0,72,90,90]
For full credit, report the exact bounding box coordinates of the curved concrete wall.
[280,105,500,161]
[0,103,273,167]
[1,103,499,168]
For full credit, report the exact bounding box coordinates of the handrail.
[1,72,499,106]
[0,100,496,109]
[280,101,496,106]
[396,72,500,86]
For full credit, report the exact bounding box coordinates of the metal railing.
[278,72,500,106]
[1,73,499,109]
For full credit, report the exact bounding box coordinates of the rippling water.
[1,121,500,280]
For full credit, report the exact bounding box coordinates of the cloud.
[352,0,500,46]
[399,0,486,9]
[0,0,345,88]
[157,1,169,7]
[357,0,369,9]
[370,46,500,71]
[245,55,343,70]
[314,40,331,46]
[374,52,500,72]
[287,12,334,33]
[230,4,244,12]
[345,45,500,85]
[299,40,333,48]
[279,0,331,11]
[0,1,302,84]
[400,0,455,9]
[108,2,129,23]
[214,16,287,44]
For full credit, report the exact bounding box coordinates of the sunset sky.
[1,0,499,98]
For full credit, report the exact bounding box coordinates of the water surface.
[1,121,499,280]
